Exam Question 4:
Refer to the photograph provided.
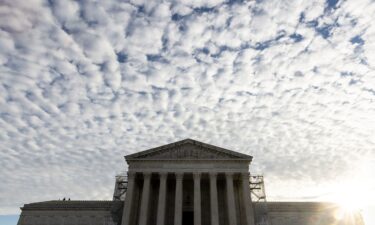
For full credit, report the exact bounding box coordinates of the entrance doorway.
[182,211,194,225]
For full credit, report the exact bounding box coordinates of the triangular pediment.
[125,139,252,160]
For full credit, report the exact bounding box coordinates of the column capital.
[209,172,218,179]
[127,171,136,178]
[241,172,250,178]
[225,172,235,177]
[143,172,152,179]
[193,172,201,179]
[175,172,184,180]
[159,172,168,178]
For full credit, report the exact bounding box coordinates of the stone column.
[174,172,184,225]
[226,173,237,225]
[209,172,219,225]
[121,172,136,225]
[156,172,168,225]
[138,172,152,225]
[193,172,202,225]
[241,172,255,225]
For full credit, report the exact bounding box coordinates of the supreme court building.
[18,139,364,225]
[121,139,255,225]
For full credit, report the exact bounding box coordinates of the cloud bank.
[1,0,375,214]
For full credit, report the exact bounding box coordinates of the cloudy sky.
[1,0,375,224]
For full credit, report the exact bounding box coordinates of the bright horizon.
[1,0,374,224]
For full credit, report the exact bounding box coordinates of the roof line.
[125,138,253,160]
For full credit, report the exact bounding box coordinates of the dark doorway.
[182,211,194,225]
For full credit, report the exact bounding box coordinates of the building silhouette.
[17,139,364,225]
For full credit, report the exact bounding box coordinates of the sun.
[334,195,362,212]
[329,187,365,224]
[327,182,365,214]
[328,159,375,224]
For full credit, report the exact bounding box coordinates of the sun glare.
[330,186,366,224]
[332,189,375,225]
[328,159,375,223]
[332,186,364,210]
[334,195,362,212]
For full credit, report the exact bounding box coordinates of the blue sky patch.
[326,0,340,10]
[350,35,365,45]
[146,54,168,63]
[193,7,216,14]
[289,33,304,42]
[116,52,128,63]
[0,215,18,225]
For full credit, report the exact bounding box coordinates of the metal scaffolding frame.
[250,175,271,225]
[113,173,128,201]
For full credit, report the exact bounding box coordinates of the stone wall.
[18,210,116,225]
[17,201,122,225]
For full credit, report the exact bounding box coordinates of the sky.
[0,0,375,224]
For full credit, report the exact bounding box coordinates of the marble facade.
[121,139,256,225]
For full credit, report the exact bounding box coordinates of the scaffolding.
[113,173,128,201]
[250,175,271,225]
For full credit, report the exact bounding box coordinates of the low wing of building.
[17,201,364,225]
[18,200,123,225]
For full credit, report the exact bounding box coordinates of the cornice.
[21,200,120,211]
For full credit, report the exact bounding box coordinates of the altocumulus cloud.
[0,0,375,214]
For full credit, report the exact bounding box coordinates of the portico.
[121,139,256,225]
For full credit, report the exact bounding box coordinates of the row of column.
[122,172,255,225]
